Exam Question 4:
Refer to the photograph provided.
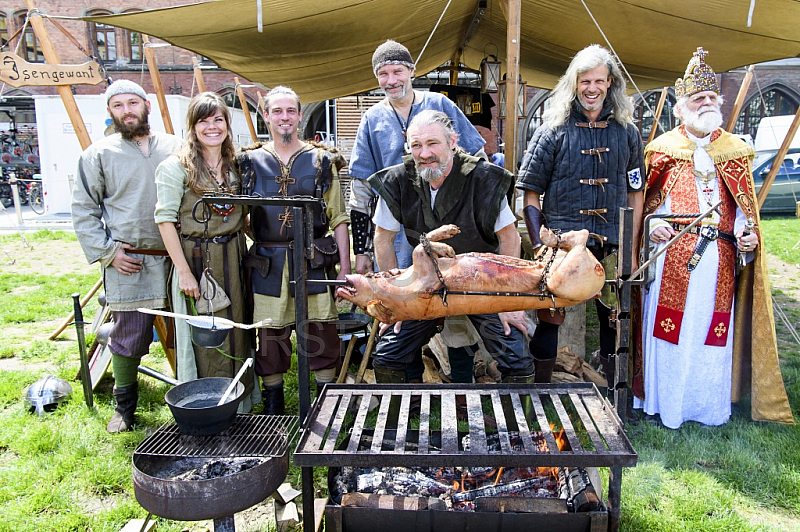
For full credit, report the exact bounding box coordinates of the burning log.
[342,493,447,511]
[559,468,601,512]
[353,468,452,497]
[451,476,555,503]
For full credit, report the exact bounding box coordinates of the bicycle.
[28,180,43,214]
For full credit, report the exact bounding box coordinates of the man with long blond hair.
[516,44,644,386]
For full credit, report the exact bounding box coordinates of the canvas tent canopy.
[85,0,800,103]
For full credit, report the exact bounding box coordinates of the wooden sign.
[0,51,103,87]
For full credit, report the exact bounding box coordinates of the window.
[634,90,677,141]
[122,9,143,62]
[129,30,142,61]
[0,15,8,49]
[734,88,799,138]
[16,12,43,62]
[93,23,116,61]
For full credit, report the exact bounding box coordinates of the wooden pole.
[725,65,754,133]
[757,106,800,210]
[257,91,265,115]
[449,49,462,86]
[647,87,669,145]
[191,56,207,93]
[49,278,103,340]
[24,0,91,150]
[143,35,174,134]
[502,0,521,173]
[235,77,258,143]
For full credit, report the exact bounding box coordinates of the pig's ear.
[367,300,395,324]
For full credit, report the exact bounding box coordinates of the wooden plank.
[143,35,173,134]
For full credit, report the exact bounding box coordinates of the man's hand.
[355,254,373,274]
[650,225,676,244]
[110,244,143,275]
[379,320,403,336]
[499,311,528,336]
[736,228,759,252]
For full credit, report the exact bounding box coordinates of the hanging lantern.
[498,78,527,119]
[480,55,501,93]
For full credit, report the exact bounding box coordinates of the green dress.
[155,155,256,409]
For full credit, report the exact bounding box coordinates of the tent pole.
[449,49,462,85]
[502,0,521,173]
[235,77,258,143]
[192,56,207,93]
[24,0,91,150]
[757,106,800,210]
[725,65,754,133]
[143,35,174,134]
[646,87,669,145]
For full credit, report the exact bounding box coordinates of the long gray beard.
[682,105,723,136]
[417,164,445,183]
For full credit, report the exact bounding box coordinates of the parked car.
[752,149,800,215]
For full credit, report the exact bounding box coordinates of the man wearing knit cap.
[348,40,488,387]
[633,47,793,428]
[72,79,182,433]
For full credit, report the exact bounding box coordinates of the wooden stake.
[502,0,521,173]
[235,77,258,143]
[143,35,174,134]
[49,278,102,340]
[726,65,754,133]
[191,56,207,93]
[356,320,380,384]
[24,0,91,150]
[757,106,800,210]
[647,87,669,145]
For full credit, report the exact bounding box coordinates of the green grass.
[0,225,798,531]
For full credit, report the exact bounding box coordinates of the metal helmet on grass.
[24,376,73,416]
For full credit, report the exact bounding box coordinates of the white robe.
[634,132,746,429]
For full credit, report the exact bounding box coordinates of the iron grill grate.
[134,414,299,459]
[294,383,637,469]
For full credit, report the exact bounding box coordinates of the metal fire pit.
[133,414,298,526]
[294,383,636,532]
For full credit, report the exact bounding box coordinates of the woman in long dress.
[155,92,257,411]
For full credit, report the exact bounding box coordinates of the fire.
[538,424,569,479]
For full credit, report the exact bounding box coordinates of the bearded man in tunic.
[633,48,793,428]
[72,80,182,433]
[237,86,351,415]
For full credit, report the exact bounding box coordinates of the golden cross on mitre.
[694,47,708,62]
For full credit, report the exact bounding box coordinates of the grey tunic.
[72,131,183,310]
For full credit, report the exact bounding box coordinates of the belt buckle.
[700,225,718,241]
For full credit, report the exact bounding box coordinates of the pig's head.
[335,273,397,324]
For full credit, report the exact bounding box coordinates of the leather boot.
[107,383,138,433]
[501,373,534,423]
[533,357,556,383]
[262,383,285,415]
[407,378,422,418]
[448,345,476,384]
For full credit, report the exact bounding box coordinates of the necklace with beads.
[205,157,235,221]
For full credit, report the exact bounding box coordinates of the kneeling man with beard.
[368,110,534,397]
[633,48,793,429]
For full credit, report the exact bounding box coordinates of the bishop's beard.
[681,104,723,136]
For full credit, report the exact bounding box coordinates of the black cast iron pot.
[138,365,244,436]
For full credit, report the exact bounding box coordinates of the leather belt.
[671,223,736,243]
[579,177,609,191]
[575,121,609,128]
[254,241,292,248]
[182,232,240,245]
[126,248,169,256]
[675,224,736,271]
[580,208,609,223]
[581,147,610,162]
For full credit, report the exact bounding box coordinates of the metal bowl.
[336,312,371,335]
[186,317,232,348]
